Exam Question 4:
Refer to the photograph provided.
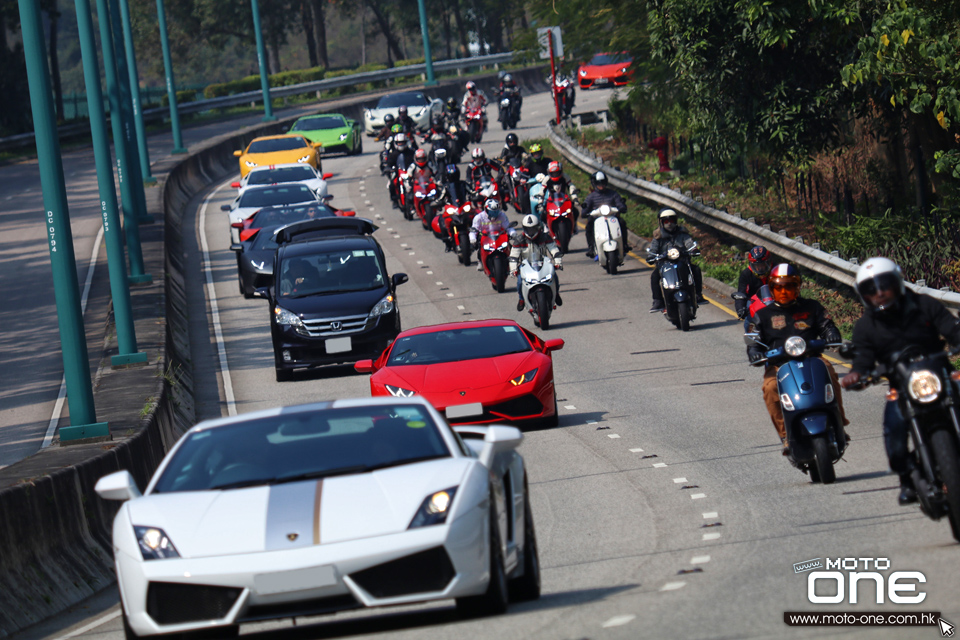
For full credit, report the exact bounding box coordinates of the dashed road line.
[703,532,721,541]
[702,511,718,519]
[652,462,667,468]
[660,581,686,592]
[445,293,455,297]
[629,447,644,452]
[673,477,688,484]
[601,615,636,628]
[457,305,465,310]
[690,493,706,500]
[691,555,711,564]
[564,405,576,410]
[608,434,620,439]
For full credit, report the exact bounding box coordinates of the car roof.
[396,318,522,338]
[249,134,309,142]
[278,233,380,258]
[298,113,346,122]
[246,163,318,173]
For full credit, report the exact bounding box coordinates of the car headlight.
[667,247,681,260]
[297,155,311,163]
[369,294,395,318]
[385,384,416,398]
[134,526,180,561]
[825,384,835,403]
[579,69,586,77]
[510,368,538,386]
[779,393,796,412]
[250,259,266,271]
[339,133,349,141]
[784,336,807,357]
[274,306,305,330]
[908,370,942,403]
[245,160,258,167]
[409,487,458,528]
[417,107,427,117]
[620,67,628,73]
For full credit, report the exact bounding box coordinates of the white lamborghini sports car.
[95,397,540,639]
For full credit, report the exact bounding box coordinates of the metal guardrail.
[548,120,960,310]
[0,52,517,153]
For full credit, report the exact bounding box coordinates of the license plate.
[326,337,352,354]
[254,565,336,595]
[446,402,484,419]
[594,77,610,85]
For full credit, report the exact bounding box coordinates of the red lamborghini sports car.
[577,52,634,89]
[355,319,564,428]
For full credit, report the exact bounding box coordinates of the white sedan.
[220,183,324,243]
[96,397,540,639]
[230,163,332,199]
[363,91,443,135]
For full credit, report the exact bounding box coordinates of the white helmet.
[521,213,541,240]
[855,257,905,312]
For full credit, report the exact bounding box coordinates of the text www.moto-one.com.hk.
[784,611,942,627]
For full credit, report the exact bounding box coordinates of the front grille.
[350,547,455,599]
[487,395,544,419]
[240,594,360,622]
[146,582,242,625]
[301,314,371,337]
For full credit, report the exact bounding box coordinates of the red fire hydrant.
[647,136,671,173]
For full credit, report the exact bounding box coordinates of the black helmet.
[446,96,457,109]
[398,105,408,117]
[383,114,396,126]
[505,133,519,148]
[591,170,608,189]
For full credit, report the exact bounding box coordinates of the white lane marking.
[629,447,644,452]
[660,581,686,592]
[426,270,434,274]
[691,555,711,565]
[199,182,238,416]
[416,260,424,264]
[564,405,576,410]
[445,293,454,297]
[408,252,415,256]
[4,195,12,200]
[673,477,687,483]
[435,281,443,285]
[601,614,636,628]
[364,200,371,205]
[607,434,620,439]
[690,493,706,500]
[387,227,394,231]
[53,608,121,639]
[652,463,667,468]
[703,532,721,541]
[702,511,718,519]
[400,243,409,248]
[43,224,106,448]
[457,305,465,310]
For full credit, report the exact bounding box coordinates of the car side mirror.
[322,195,334,201]
[253,287,270,299]
[478,425,523,468]
[322,173,334,180]
[392,273,409,288]
[95,470,141,502]
[231,182,241,189]
[221,204,232,212]
[233,150,242,157]
[313,142,323,149]
[544,338,564,353]
[229,243,243,252]
[354,359,375,374]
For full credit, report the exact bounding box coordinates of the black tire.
[469,121,481,143]
[930,429,960,542]
[421,204,435,230]
[555,219,571,254]
[539,391,559,428]
[677,301,692,332]
[508,481,541,602]
[402,202,414,221]
[275,366,293,382]
[355,136,363,155]
[502,119,509,130]
[535,288,552,330]
[239,275,246,297]
[492,254,508,293]
[808,457,821,483]
[456,504,509,617]
[605,249,618,275]
[812,436,835,484]
[458,231,471,266]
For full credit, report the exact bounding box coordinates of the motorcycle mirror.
[743,332,764,348]
[731,292,747,301]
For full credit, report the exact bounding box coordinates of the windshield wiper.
[272,465,373,485]
[210,477,277,491]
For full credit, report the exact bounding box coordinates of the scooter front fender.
[798,413,829,437]
[673,289,689,302]
[601,240,618,252]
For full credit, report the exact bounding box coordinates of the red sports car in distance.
[578,52,633,89]
[355,319,564,428]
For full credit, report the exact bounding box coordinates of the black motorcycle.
[844,344,960,541]
[497,87,521,130]
[650,244,700,331]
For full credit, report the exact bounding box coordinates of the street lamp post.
[116,0,156,184]
[251,0,276,122]
[156,0,186,153]
[416,0,437,86]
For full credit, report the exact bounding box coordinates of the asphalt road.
[16,88,960,640]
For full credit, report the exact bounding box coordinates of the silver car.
[363,91,443,135]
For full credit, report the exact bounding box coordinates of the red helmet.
[414,148,428,168]
[548,161,562,182]
[747,246,771,276]
[466,81,477,93]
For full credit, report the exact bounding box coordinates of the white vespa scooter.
[590,204,624,274]
[518,257,560,330]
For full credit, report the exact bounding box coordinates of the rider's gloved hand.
[748,351,764,365]
[840,372,862,390]
[736,307,747,320]
[554,258,563,270]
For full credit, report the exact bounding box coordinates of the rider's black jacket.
[524,156,554,176]
[647,225,694,256]
[398,115,418,133]
[581,188,627,217]
[387,148,416,172]
[736,269,767,316]
[849,290,960,376]
[748,298,841,361]
[499,145,525,166]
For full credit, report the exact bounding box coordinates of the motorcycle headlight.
[462,203,471,212]
[908,370,942,403]
[784,336,807,357]
[539,275,554,284]
[339,133,349,141]
[499,242,508,250]
[579,69,586,77]
[245,160,258,167]
[274,306,305,331]
[428,189,437,197]
[408,487,457,528]
[825,384,835,403]
[510,368,538,386]
[385,384,416,398]
[666,247,681,260]
[780,393,796,412]
[134,526,180,561]
[501,98,510,107]
[369,294,395,318]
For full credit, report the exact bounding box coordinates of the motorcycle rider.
[511,214,562,311]
[496,73,522,121]
[736,246,772,319]
[840,257,960,505]
[499,133,527,166]
[582,171,630,254]
[470,198,513,270]
[524,143,553,176]
[405,148,434,193]
[386,133,415,208]
[648,209,704,309]
[466,147,502,186]
[436,149,469,206]
[747,263,849,455]
[461,80,488,127]
[375,114,397,141]
[396,105,418,134]
[443,96,462,127]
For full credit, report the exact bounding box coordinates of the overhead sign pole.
[416,0,437,86]
[251,0,276,122]
[156,0,186,153]
[117,0,156,185]
[17,0,107,441]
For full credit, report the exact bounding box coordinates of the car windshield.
[376,93,429,109]
[151,404,451,493]
[278,247,386,298]
[250,204,334,228]
[247,137,308,153]
[588,53,632,65]
[238,185,316,208]
[387,325,532,365]
[292,116,345,131]
[247,166,317,185]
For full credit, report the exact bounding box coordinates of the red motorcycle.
[412,175,439,230]
[464,106,485,143]
[390,168,415,221]
[478,228,511,292]
[431,201,476,266]
[505,163,532,215]
[543,189,575,253]
[553,74,575,119]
